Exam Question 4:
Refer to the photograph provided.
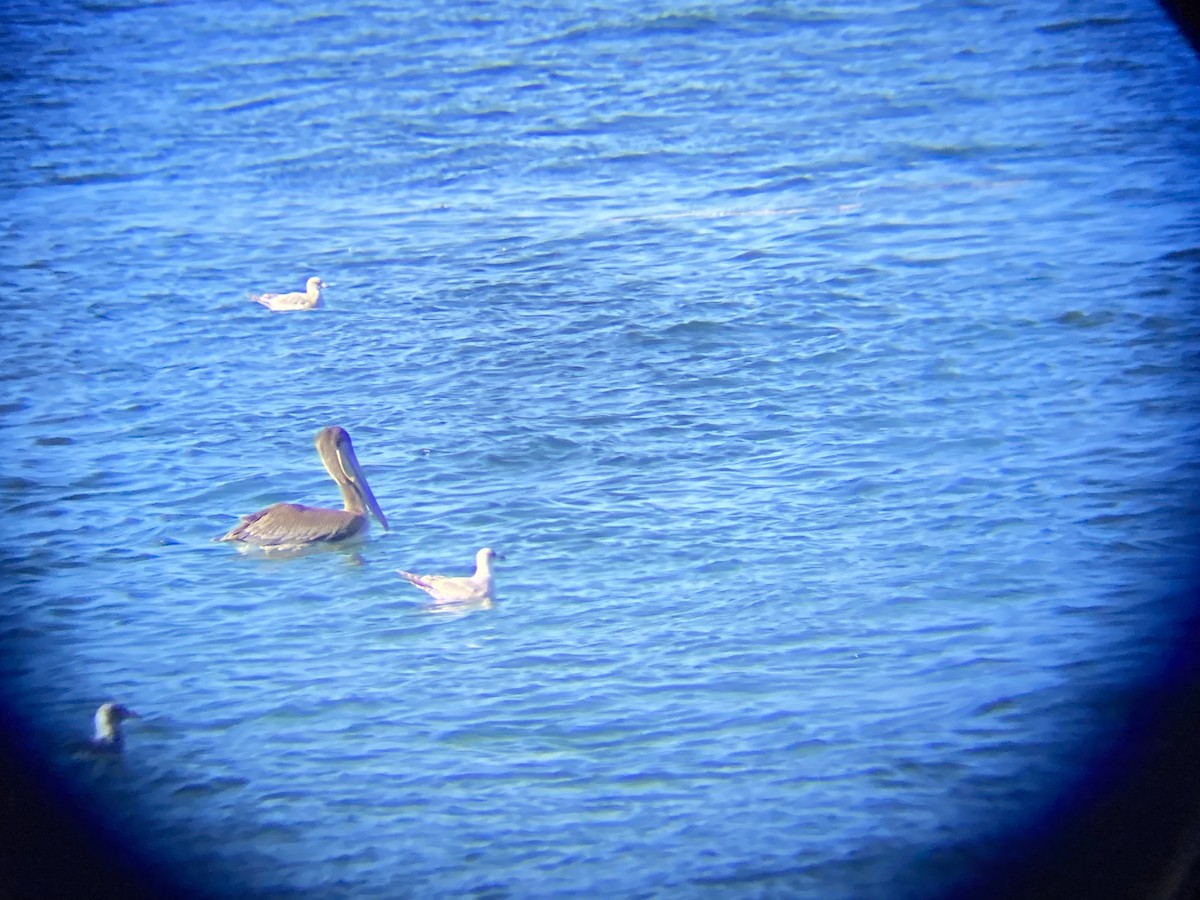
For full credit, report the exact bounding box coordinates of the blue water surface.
[2,0,1199,896]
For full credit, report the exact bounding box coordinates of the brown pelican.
[397,547,499,605]
[219,426,389,552]
[81,703,140,754]
[250,276,325,311]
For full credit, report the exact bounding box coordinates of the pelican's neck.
[308,282,323,302]
[337,481,368,517]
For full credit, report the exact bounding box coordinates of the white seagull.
[397,547,500,605]
[250,276,326,311]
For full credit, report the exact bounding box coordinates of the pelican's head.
[306,277,326,294]
[476,547,501,572]
[94,702,140,743]
[316,426,389,530]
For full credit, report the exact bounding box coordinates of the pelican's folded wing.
[219,502,366,546]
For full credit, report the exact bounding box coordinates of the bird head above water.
[93,702,140,748]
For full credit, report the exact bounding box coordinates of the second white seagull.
[397,547,500,604]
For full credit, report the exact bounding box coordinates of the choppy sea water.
[2,0,1199,896]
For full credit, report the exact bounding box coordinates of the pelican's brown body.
[219,426,388,552]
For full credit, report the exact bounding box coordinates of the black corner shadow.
[0,709,201,900]
[946,584,1200,900]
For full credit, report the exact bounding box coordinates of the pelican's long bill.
[218,425,388,553]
